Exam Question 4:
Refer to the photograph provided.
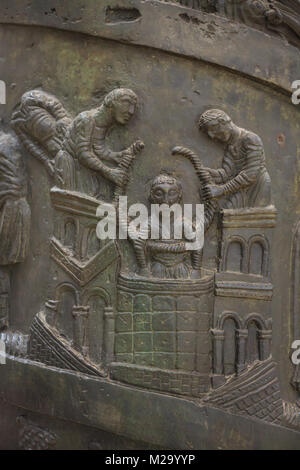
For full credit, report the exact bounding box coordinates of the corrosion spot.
[105,6,141,24]
[277,133,286,147]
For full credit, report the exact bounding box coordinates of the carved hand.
[203,184,224,200]
[123,139,145,157]
[204,168,219,179]
[110,152,123,165]
[54,167,64,187]
[111,168,128,187]
[45,159,56,178]
[265,7,282,26]
[131,139,145,154]
[44,160,64,186]
[138,267,151,278]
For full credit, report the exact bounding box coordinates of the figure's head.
[251,0,266,15]
[27,115,71,156]
[198,109,233,143]
[11,90,72,157]
[150,173,182,206]
[103,88,138,125]
[265,6,282,26]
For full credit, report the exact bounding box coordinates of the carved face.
[44,138,61,156]
[252,1,266,16]
[206,121,232,143]
[245,0,267,25]
[150,182,181,206]
[113,96,136,125]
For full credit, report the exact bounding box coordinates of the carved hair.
[11,90,72,159]
[198,109,231,130]
[103,88,138,108]
[12,90,71,137]
[150,172,183,202]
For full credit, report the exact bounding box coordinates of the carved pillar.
[212,329,224,375]
[211,329,226,388]
[45,300,59,327]
[236,329,248,374]
[72,306,89,356]
[103,307,115,367]
[258,329,272,361]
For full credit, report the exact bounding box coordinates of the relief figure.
[11,89,72,184]
[130,173,215,279]
[0,132,31,330]
[12,88,144,201]
[58,88,143,200]
[198,109,272,209]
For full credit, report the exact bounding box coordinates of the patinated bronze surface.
[0,0,300,450]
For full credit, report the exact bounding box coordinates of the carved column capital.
[104,306,114,318]
[236,329,248,339]
[258,329,272,340]
[211,328,225,340]
[45,300,59,326]
[72,306,90,318]
[258,329,272,361]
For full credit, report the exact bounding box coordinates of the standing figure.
[0,132,31,330]
[59,88,143,200]
[198,109,272,209]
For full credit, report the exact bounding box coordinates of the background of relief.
[0,23,299,401]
